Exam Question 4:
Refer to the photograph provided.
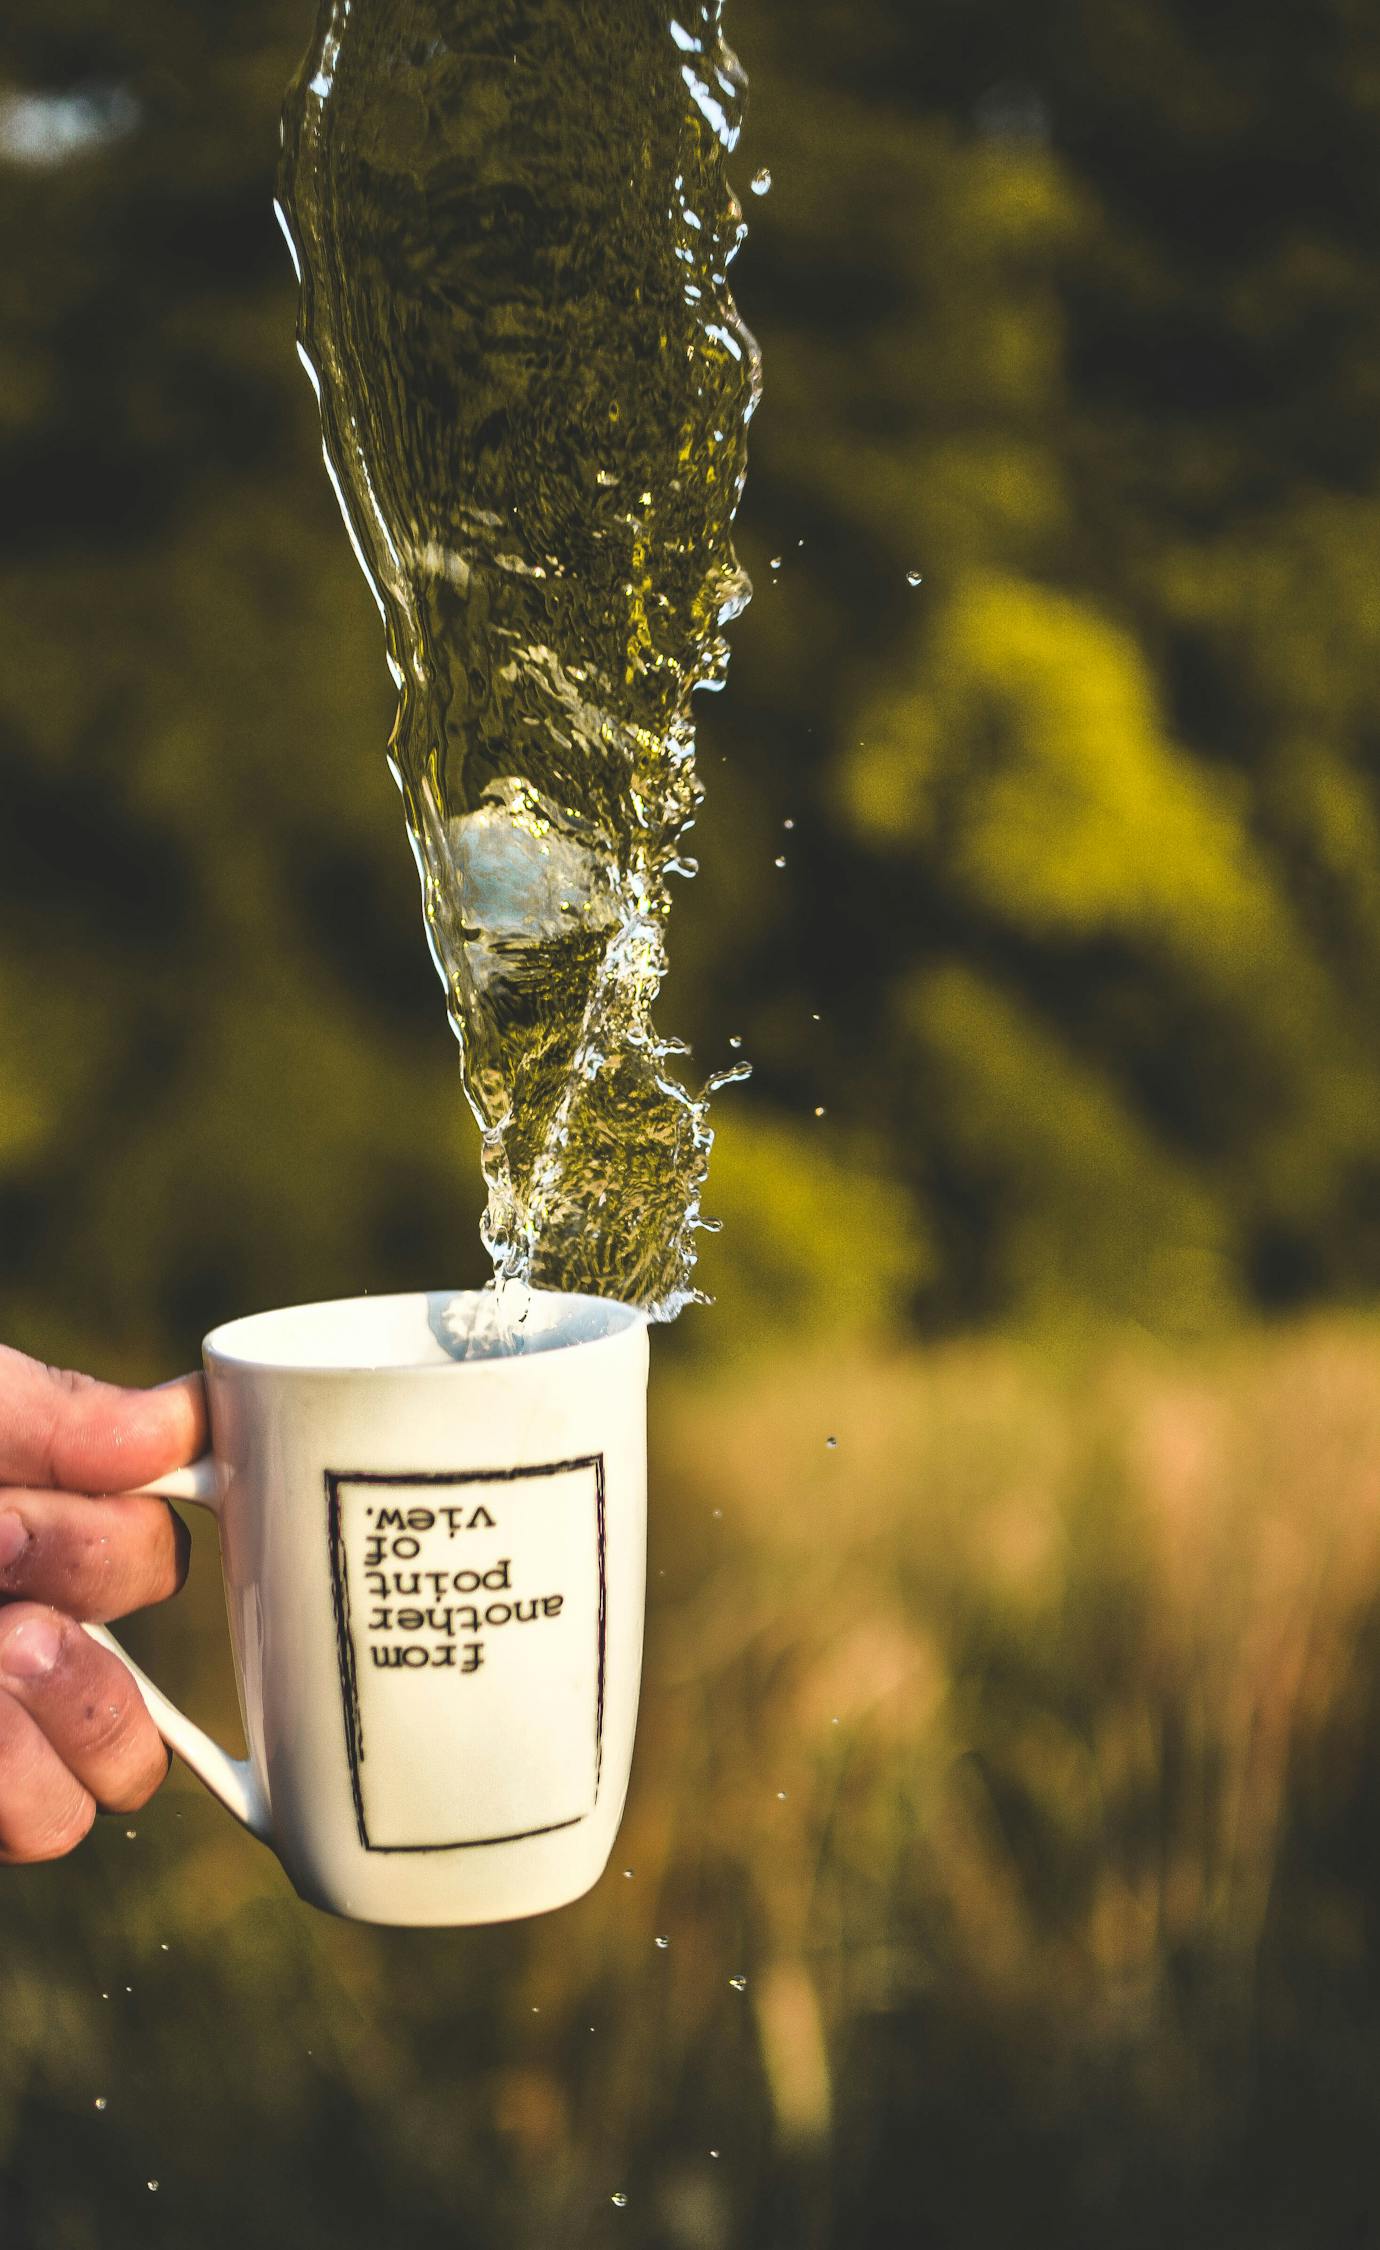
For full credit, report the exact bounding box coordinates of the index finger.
[0,1349,207,1496]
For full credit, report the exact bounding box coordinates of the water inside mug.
[203,1288,644,1374]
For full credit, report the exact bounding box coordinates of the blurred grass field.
[7,1315,1380,2247]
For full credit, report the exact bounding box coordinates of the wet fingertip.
[147,1374,209,1454]
[25,1795,97,1862]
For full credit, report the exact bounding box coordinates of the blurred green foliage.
[7,3,1380,2244]
[734,0,1380,1338]
[5,0,1380,1364]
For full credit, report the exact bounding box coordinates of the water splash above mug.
[277,0,759,1317]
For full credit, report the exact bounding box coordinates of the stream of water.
[277,0,759,1318]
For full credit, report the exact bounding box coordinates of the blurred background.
[6,0,1380,2242]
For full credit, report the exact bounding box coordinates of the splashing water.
[277,0,759,1317]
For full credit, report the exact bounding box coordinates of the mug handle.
[81,1456,273,1844]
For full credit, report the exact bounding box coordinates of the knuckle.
[0,1695,94,1862]
[135,1503,186,1605]
[43,1350,99,1404]
[103,1499,187,1611]
[44,1365,92,1396]
[0,1695,46,1785]
[70,1653,166,1810]
[75,1678,142,1761]
[101,1742,168,1814]
[3,1497,188,1622]
[3,1791,96,1864]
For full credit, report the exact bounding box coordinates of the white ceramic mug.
[86,1288,649,1927]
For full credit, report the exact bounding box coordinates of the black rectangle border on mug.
[324,1457,608,1853]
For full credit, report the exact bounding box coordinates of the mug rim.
[203,1287,648,1377]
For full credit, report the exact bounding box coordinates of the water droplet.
[782,816,795,830]
[531,2006,540,2014]
[729,1974,748,1991]
[612,2192,629,2208]
[776,1790,788,1801]
[774,855,787,869]
[623,1868,635,1879]
[750,166,772,195]
[811,1011,821,1022]
[769,554,783,571]
[159,1943,169,1953]
[826,1436,838,1449]
[124,1830,137,1841]
[728,1034,743,1049]
[712,1507,723,1519]
[906,569,923,587]
[655,1935,670,1950]
[813,1105,826,1118]
[93,2098,108,2113]
[147,2182,159,2195]
[710,2149,721,2159]
[831,1715,840,1725]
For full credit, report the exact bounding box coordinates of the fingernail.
[0,1616,62,1680]
[0,1512,27,1571]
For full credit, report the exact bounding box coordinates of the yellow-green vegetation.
[6,0,1380,2240]
[6,0,1380,1361]
[6,1318,1380,2245]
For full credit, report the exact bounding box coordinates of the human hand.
[0,1347,204,1861]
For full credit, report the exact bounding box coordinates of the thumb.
[0,1347,207,1495]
